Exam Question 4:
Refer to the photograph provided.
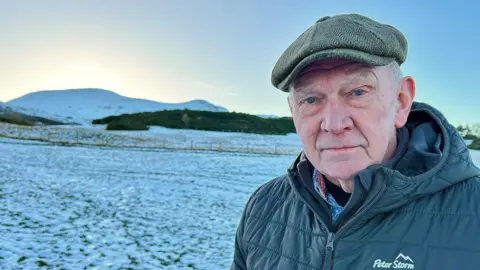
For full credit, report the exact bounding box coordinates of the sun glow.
[40,63,119,91]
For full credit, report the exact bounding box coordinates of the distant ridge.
[6,88,228,124]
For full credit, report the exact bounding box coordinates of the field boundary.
[0,123,301,156]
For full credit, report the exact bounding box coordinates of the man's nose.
[320,104,353,134]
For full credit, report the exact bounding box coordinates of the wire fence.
[0,123,302,156]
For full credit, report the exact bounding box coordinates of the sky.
[1,0,479,126]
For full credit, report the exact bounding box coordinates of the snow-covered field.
[0,137,294,269]
[471,149,480,167]
[0,124,479,270]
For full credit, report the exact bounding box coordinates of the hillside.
[92,109,296,135]
[6,88,228,124]
[0,106,65,125]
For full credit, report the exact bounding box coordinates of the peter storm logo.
[373,252,415,269]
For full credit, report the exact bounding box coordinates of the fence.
[0,123,301,156]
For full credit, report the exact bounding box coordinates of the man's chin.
[319,161,368,181]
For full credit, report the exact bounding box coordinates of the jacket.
[230,102,480,270]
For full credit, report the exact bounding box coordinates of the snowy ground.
[0,137,294,269]
[1,125,479,270]
[471,149,480,166]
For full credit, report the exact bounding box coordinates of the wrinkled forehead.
[292,59,378,91]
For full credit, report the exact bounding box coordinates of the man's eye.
[303,97,316,104]
[351,89,367,97]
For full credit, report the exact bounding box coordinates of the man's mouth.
[323,146,358,152]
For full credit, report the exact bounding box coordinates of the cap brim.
[275,48,395,92]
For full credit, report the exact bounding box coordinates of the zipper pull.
[326,232,335,251]
[323,232,335,269]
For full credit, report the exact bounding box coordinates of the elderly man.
[231,14,480,270]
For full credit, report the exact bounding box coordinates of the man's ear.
[395,76,416,128]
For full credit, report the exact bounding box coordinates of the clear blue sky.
[1,0,479,126]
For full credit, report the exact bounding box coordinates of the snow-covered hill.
[6,88,228,124]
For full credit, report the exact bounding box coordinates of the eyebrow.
[344,64,379,82]
[345,69,378,86]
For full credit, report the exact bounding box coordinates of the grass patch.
[128,255,139,265]
[36,260,48,267]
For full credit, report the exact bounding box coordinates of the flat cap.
[271,13,408,92]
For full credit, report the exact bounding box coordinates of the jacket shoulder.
[404,175,480,216]
[242,174,294,217]
[444,175,480,207]
[443,175,480,196]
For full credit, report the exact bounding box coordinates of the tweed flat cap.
[271,14,408,92]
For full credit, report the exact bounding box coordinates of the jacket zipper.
[322,176,388,270]
[289,165,389,270]
[320,188,382,270]
[322,232,335,270]
[289,170,336,270]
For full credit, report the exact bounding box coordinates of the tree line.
[92,109,296,135]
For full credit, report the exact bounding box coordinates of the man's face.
[288,60,411,190]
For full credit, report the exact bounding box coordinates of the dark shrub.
[106,118,149,131]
